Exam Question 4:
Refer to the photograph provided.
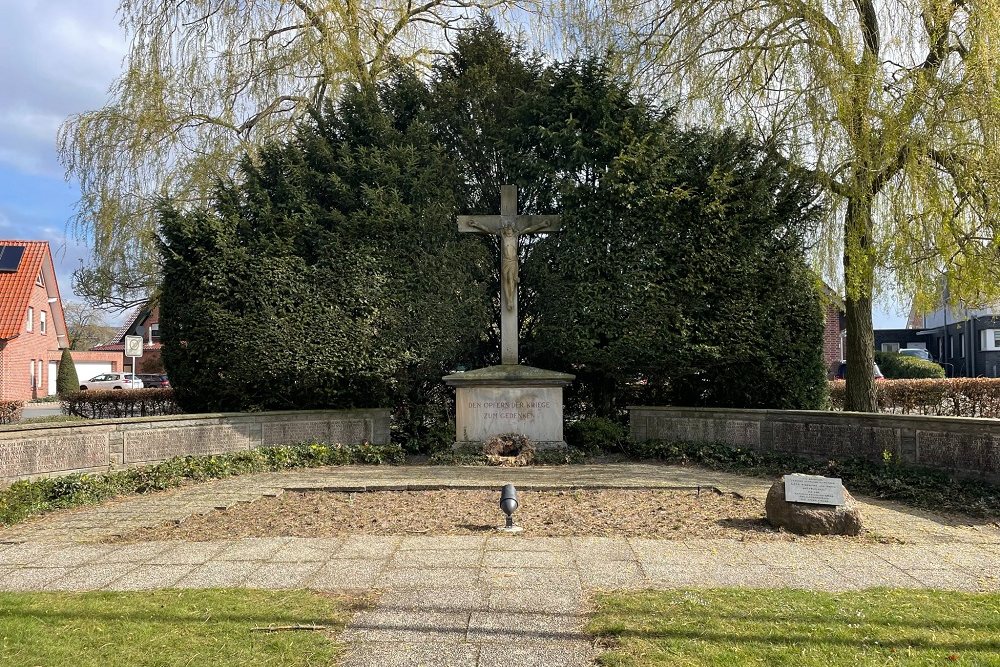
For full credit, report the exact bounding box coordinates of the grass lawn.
[0,588,367,666]
[589,588,1000,666]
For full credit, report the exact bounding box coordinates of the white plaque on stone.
[783,474,845,506]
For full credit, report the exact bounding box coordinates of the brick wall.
[0,281,64,401]
[822,302,844,376]
[0,408,391,484]
[630,405,1000,484]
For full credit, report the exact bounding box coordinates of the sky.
[0,0,907,328]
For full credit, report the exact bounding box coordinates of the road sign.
[124,335,144,358]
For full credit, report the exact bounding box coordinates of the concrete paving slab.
[215,537,288,561]
[174,560,261,588]
[46,563,141,591]
[90,542,172,564]
[578,561,646,589]
[480,567,581,590]
[392,549,483,568]
[487,550,576,569]
[467,611,586,644]
[336,536,402,558]
[0,567,74,591]
[399,536,487,551]
[270,538,343,562]
[309,559,383,591]
[147,541,230,564]
[341,641,481,667]
[381,566,479,589]
[345,609,471,643]
[477,640,594,667]
[245,561,323,589]
[106,564,196,591]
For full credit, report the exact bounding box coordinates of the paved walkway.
[1,464,999,666]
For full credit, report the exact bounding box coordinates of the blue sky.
[0,1,906,328]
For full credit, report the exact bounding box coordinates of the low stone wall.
[629,406,1000,483]
[0,408,390,484]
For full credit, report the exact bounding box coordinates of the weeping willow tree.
[58,0,517,308]
[543,1,1000,411]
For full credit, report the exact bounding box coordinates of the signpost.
[784,473,845,506]
[124,335,143,387]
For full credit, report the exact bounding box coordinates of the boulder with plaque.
[765,473,864,536]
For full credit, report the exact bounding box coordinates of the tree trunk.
[843,196,877,412]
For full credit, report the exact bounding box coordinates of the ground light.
[498,484,522,533]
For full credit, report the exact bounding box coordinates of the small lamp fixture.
[498,484,522,533]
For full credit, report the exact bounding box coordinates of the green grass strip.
[0,588,364,666]
[590,588,1000,666]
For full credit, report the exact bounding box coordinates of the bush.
[0,400,24,424]
[0,441,405,527]
[875,352,945,379]
[828,378,1000,417]
[565,417,628,453]
[62,389,182,419]
[56,347,79,395]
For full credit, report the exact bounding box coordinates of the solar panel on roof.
[0,246,25,272]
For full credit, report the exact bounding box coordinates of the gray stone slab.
[380,567,479,589]
[46,563,141,591]
[467,611,586,644]
[174,560,261,588]
[106,564,196,590]
[480,567,580,590]
[336,536,402,559]
[391,549,482,568]
[485,536,573,552]
[487,550,576,569]
[91,542,172,564]
[270,538,343,562]
[341,641,481,667]
[345,609,470,643]
[147,541,229,564]
[398,536,487,551]
[308,559,383,591]
[376,587,488,615]
[578,561,646,590]
[0,567,74,591]
[245,562,323,589]
[477,640,594,667]
[215,537,288,561]
[487,588,582,615]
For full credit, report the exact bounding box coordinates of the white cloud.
[0,0,125,175]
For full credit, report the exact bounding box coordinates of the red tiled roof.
[0,241,49,340]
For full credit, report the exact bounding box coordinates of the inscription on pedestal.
[124,424,252,463]
[261,419,368,446]
[455,386,564,444]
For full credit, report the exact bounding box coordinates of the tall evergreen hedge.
[56,347,79,396]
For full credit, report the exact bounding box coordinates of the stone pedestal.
[443,364,574,449]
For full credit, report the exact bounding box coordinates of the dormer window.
[35,271,44,287]
[26,307,33,332]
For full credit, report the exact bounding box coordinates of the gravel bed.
[110,488,873,542]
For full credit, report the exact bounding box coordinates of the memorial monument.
[444,185,574,449]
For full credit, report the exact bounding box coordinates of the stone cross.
[458,184,561,365]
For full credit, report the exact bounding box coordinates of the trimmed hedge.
[0,441,405,527]
[56,347,79,395]
[565,417,628,453]
[62,389,181,419]
[0,401,24,424]
[874,351,945,379]
[828,378,1000,417]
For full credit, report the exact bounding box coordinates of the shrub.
[62,389,182,419]
[0,401,24,424]
[565,417,628,453]
[828,378,1000,417]
[56,348,79,395]
[0,441,405,527]
[875,352,945,379]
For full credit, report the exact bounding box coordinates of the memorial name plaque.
[784,474,845,506]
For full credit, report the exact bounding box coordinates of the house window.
[149,323,160,343]
[40,310,46,334]
[37,360,43,390]
[959,332,965,358]
[35,271,44,287]
[29,360,35,389]
[25,307,33,332]
[981,329,1000,351]
[881,342,900,353]
[950,335,954,359]
[939,337,945,359]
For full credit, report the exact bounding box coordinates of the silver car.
[79,373,145,390]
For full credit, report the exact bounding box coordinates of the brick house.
[0,241,72,400]
[820,284,846,377]
[0,241,124,401]
[92,303,163,374]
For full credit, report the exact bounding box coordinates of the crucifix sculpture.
[458,184,561,365]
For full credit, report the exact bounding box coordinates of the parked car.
[835,362,884,380]
[137,374,170,388]
[898,348,933,362]
[79,373,144,390]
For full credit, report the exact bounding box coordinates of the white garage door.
[74,361,114,383]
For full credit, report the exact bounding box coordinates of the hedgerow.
[828,378,1000,417]
[0,401,24,424]
[62,389,181,419]
[0,441,404,527]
